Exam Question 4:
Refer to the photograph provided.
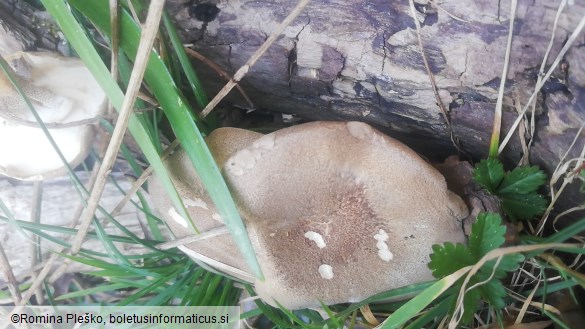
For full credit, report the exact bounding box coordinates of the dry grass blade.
[526,0,568,158]
[185,48,255,109]
[14,251,63,308]
[29,181,44,303]
[536,124,585,235]
[109,0,120,116]
[0,242,22,304]
[515,95,530,166]
[514,279,540,324]
[110,139,180,217]
[431,1,469,23]
[499,13,585,154]
[448,243,577,329]
[361,304,380,326]
[53,0,166,274]
[408,0,450,127]
[200,0,311,117]
[489,0,516,158]
[156,226,230,250]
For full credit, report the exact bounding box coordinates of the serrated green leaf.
[428,243,475,278]
[427,212,525,325]
[500,193,547,220]
[469,213,506,259]
[460,286,482,324]
[479,279,507,309]
[473,159,505,193]
[498,165,546,195]
[480,253,525,281]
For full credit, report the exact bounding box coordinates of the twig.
[200,0,311,117]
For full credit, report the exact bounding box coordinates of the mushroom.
[149,127,262,281]
[0,51,106,180]
[149,121,469,309]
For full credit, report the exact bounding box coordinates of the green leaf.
[427,212,525,325]
[500,192,547,220]
[473,159,505,193]
[480,253,525,280]
[429,243,475,278]
[468,213,506,259]
[475,253,524,312]
[473,158,548,220]
[497,166,546,195]
[460,286,482,324]
[479,279,507,309]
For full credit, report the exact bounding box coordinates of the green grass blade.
[64,0,263,280]
[40,0,194,236]
[162,11,209,110]
[55,283,129,300]
[379,267,470,329]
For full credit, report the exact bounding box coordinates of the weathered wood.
[0,173,151,285]
[169,0,585,220]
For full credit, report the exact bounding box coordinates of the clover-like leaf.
[498,166,546,195]
[500,193,547,221]
[473,159,505,193]
[468,213,506,259]
[429,242,475,278]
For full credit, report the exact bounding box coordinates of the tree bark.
[168,0,585,221]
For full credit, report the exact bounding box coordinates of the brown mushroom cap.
[148,127,263,279]
[150,121,469,310]
[223,121,468,309]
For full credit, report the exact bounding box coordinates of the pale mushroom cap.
[223,121,469,309]
[0,52,106,180]
[148,127,263,278]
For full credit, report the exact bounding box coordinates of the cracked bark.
[167,0,585,222]
[1,0,583,224]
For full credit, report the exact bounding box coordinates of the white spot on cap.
[183,197,208,210]
[376,241,388,250]
[346,121,374,140]
[226,149,256,176]
[304,231,326,249]
[253,134,275,150]
[168,207,188,228]
[374,229,393,262]
[374,229,389,241]
[318,264,334,279]
[378,249,394,262]
[236,149,256,169]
